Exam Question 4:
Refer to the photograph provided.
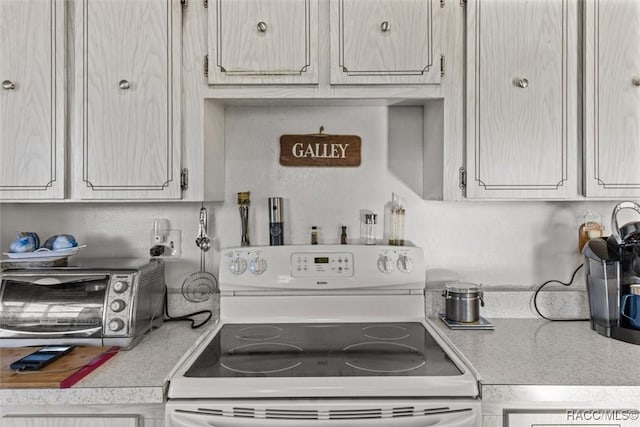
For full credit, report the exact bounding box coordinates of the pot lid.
[443,282,482,294]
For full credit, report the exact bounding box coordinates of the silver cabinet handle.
[257,21,267,32]
[380,21,390,32]
[633,78,640,87]
[119,79,130,90]
[2,80,16,90]
[513,77,529,88]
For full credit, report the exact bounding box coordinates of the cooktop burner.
[235,325,283,341]
[185,322,462,378]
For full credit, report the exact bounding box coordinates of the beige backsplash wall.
[0,106,627,307]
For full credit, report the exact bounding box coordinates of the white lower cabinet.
[1,416,138,427]
[1,405,164,427]
[483,406,640,427]
[503,409,639,427]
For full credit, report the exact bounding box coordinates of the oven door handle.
[4,276,109,286]
[169,407,478,426]
[0,326,102,337]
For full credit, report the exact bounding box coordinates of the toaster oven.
[0,258,165,349]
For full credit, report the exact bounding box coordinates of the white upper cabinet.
[465,0,579,199]
[330,0,442,85]
[584,0,640,198]
[73,0,182,200]
[0,0,65,200]
[207,0,318,84]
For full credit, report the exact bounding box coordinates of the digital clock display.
[314,257,329,264]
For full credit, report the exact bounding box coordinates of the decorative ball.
[43,234,78,250]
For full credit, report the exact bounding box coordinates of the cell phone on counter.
[9,345,75,371]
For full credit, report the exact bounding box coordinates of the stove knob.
[229,257,247,275]
[397,255,413,273]
[377,255,394,273]
[249,257,267,275]
[112,281,128,293]
[109,318,125,332]
[110,299,126,313]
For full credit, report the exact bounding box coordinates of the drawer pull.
[380,21,390,32]
[633,78,640,87]
[2,80,16,90]
[119,79,131,90]
[257,21,268,32]
[513,77,529,89]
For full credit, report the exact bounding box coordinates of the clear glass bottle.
[311,226,318,245]
[364,214,377,245]
[389,207,405,246]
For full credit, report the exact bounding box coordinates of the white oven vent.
[266,409,319,420]
[183,406,472,421]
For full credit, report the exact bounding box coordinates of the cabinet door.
[0,0,65,200]
[465,0,578,199]
[208,0,318,84]
[74,0,182,200]
[1,416,137,427]
[584,0,640,198]
[330,0,441,85]
[505,409,640,426]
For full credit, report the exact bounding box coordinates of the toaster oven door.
[0,274,108,338]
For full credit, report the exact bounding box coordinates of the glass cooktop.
[185,322,463,378]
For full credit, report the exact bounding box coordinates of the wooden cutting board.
[0,256,68,269]
[0,346,118,389]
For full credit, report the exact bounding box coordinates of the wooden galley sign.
[279,130,361,167]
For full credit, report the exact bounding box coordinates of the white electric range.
[166,245,480,427]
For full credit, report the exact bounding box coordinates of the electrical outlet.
[150,229,182,258]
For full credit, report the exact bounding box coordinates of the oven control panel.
[291,252,354,277]
[220,245,424,291]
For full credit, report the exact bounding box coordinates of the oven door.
[0,274,108,339]
[166,399,480,427]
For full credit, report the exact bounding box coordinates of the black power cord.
[163,285,213,329]
[533,264,590,321]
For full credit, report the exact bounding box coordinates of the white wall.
[0,105,624,302]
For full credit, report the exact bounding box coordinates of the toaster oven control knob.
[113,281,128,293]
[110,299,126,313]
[229,257,247,275]
[108,318,125,332]
[377,255,394,273]
[249,257,267,275]
[397,255,413,273]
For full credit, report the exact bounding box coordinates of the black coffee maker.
[583,201,640,345]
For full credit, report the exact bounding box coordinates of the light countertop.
[0,321,209,406]
[5,317,640,407]
[430,317,640,403]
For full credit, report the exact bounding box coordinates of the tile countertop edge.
[480,385,640,404]
[0,387,165,406]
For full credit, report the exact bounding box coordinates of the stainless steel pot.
[442,283,485,323]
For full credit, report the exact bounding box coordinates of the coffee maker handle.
[621,294,634,321]
[611,201,640,244]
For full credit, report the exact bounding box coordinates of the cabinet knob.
[257,21,268,32]
[633,78,640,87]
[513,77,529,89]
[380,21,390,32]
[119,79,131,90]
[2,80,16,90]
